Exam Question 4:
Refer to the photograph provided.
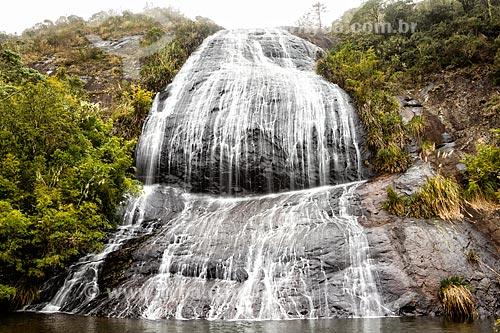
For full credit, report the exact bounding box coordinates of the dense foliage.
[331,0,500,82]
[318,0,500,175]
[0,7,223,311]
[0,50,137,308]
[140,20,222,92]
[319,0,500,220]
[1,8,222,141]
[112,84,154,140]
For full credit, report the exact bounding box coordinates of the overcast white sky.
[0,0,362,34]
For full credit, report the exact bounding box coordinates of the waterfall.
[135,28,368,193]
[31,28,389,320]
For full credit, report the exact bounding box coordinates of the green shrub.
[141,26,165,46]
[140,20,222,92]
[140,41,187,92]
[493,49,500,85]
[173,20,221,55]
[463,134,500,204]
[439,276,476,320]
[91,12,159,40]
[330,0,500,81]
[407,115,426,141]
[112,84,154,140]
[384,187,406,215]
[373,145,411,173]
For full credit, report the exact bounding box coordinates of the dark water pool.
[0,313,495,333]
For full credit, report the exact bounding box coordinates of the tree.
[458,0,477,12]
[296,2,328,31]
[384,0,415,29]
[296,12,315,31]
[312,2,328,31]
[351,0,385,24]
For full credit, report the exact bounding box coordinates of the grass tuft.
[383,174,463,221]
[466,251,479,265]
[439,276,476,321]
[414,175,463,220]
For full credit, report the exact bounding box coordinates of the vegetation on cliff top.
[316,43,412,173]
[0,7,222,141]
[317,0,500,176]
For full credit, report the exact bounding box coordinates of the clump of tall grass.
[407,114,426,142]
[438,276,476,320]
[374,144,411,174]
[384,187,406,216]
[383,174,463,221]
[414,174,463,220]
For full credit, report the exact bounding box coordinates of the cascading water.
[31,28,389,320]
[80,183,388,319]
[135,28,368,193]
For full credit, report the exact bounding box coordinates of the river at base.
[0,313,495,333]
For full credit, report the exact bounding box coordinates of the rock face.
[367,219,500,318]
[35,171,500,319]
[357,165,500,318]
[135,29,369,194]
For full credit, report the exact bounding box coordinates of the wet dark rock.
[99,234,151,290]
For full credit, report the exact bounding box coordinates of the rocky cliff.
[30,29,500,320]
